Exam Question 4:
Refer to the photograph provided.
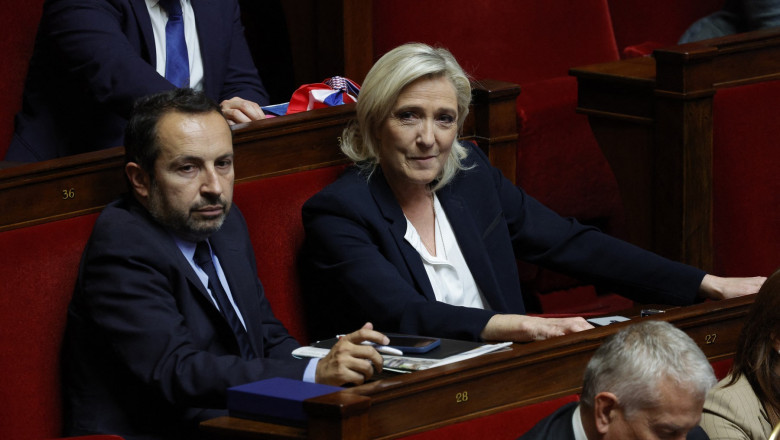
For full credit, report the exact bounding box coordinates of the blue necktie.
[194,241,256,360]
[159,0,189,87]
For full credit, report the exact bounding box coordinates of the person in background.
[63,88,385,440]
[700,268,780,439]
[679,0,780,43]
[6,0,268,162]
[300,42,766,343]
[519,320,716,440]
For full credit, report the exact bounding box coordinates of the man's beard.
[146,182,231,242]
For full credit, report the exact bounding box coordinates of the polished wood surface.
[570,28,780,272]
[0,80,519,233]
[201,295,753,440]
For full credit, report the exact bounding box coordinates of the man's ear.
[125,162,151,199]
[593,392,619,434]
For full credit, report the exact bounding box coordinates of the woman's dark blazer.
[302,142,705,341]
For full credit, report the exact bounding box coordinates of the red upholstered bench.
[0,214,99,439]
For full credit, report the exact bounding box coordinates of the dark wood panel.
[201,295,753,440]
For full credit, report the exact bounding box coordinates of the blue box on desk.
[227,377,342,426]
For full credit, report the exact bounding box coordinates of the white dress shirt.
[145,0,205,90]
[572,405,589,440]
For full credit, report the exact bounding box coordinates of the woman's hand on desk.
[699,274,767,300]
[315,322,388,386]
[480,314,594,342]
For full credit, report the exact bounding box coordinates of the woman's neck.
[389,181,437,256]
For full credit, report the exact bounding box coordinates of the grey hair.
[580,320,716,417]
[340,42,473,191]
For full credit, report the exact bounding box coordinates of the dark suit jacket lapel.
[552,402,578,438]
[437,188,510,311]
[127,197,219,311]
[190,0,221,100]
[127,197,258,356]
[209,224,262,355]
[368,171,438,302]
[129,0,157,66]
[140,211,235,332]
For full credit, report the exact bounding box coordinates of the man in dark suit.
[519,320,714,440]
[62,88,386,440]
[7,0,268,162]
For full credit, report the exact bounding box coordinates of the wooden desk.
[570,28,780,271]
[0,79,519,232]
[201,295,752,440]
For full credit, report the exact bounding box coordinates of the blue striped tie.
[159,0,189,87]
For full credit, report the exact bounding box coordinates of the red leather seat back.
[711,81,780,277]
[372,0,619,83]
[232,165,345,345]
[0,214,98,439]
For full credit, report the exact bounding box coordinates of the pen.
[368,343,404,356]
[336,335,404,356]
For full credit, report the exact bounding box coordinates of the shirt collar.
[572,405,589,440]
[172,234,199,263]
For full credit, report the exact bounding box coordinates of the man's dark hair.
[124,88,223,177]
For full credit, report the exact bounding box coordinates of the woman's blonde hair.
[341,43,473,191]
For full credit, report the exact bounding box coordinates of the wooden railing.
[201,295,752,440]
[0,79,520,232]
[570,28,780,272]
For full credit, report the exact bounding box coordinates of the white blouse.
[404,195,490,309]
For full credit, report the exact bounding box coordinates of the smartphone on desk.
[385,334,441,354]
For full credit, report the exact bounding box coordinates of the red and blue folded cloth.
[262,76,360,116]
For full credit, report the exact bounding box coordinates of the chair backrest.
[372,0,619,84]
[232,165,345,345]
[0,213,99,439]
[711,80,780,277]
